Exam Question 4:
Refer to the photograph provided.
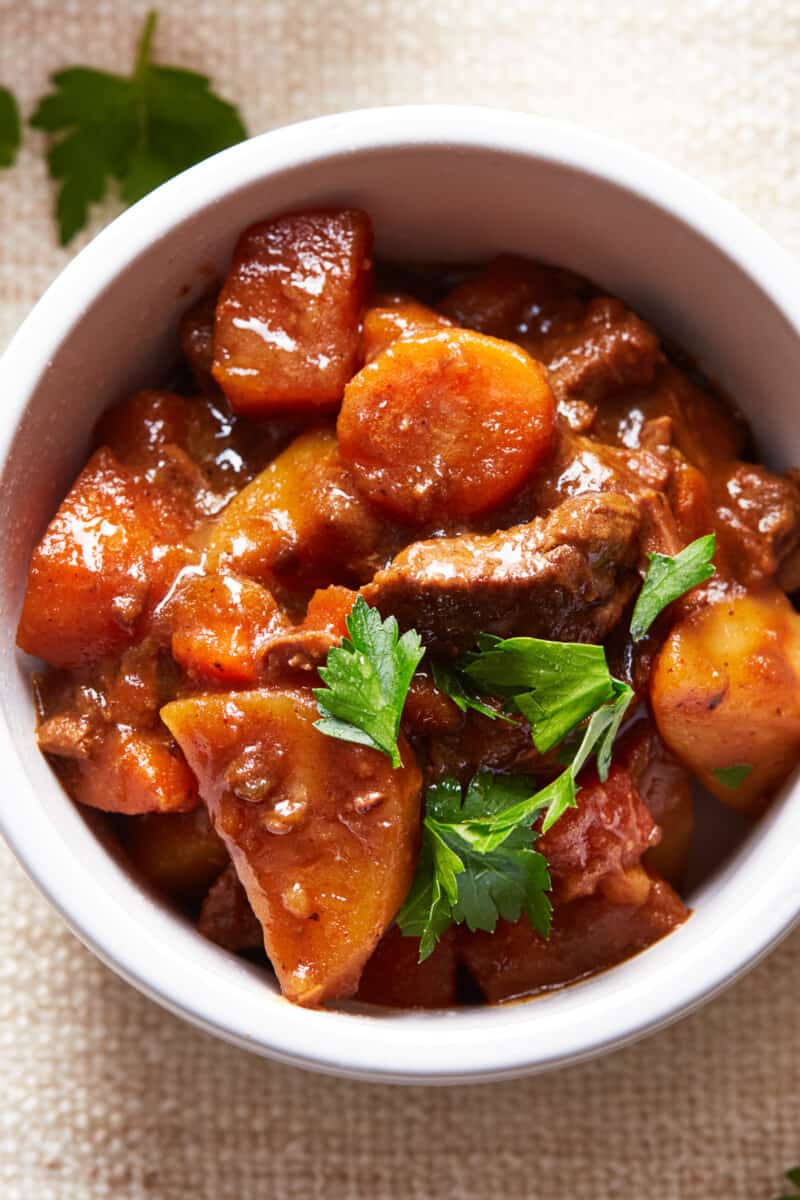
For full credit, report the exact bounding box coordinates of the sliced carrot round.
[337,328,556,523]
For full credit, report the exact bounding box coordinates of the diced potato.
[73,728,198,815]
[357,926,459,1008]
[164,573,286,686]
[651,588,800,811]
[459,876,687,1002]
[161,688,422,1006]
[338,329,557,523]
[205,427,390,601]
[362,294,452,361]
[125,808,228,899]
[17,448,195,668]
[212,209,373,414]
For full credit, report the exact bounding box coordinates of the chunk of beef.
[527,297,661,407]
[198,864,264,952]
[712,462,800,588]
[357,926,459,1008]
[363,492,641,655]
[459,875,688,1002]
[439,255,586,341]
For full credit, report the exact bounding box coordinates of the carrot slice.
[337,328,556,523]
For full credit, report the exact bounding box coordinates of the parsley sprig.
[0,86,20,169]
[313,595,424,769]
[630,532,716,640]
[30,11,247,244]
[396,773,552,961]
[775,1166,800,1200]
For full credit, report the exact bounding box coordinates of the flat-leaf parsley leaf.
[630,533,716,641]
[313,596,425,768]
[30,10,247,243]
[462,636,614,752]
[712,763,753,789]
[0,86,21,169]
[397,772,552,961]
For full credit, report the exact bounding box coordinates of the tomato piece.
[161,688,422,1006]
[362,293,452,361]
[537,763,659,903]
[17,448,195,668]
[212,209,373,414]
[338,329,556,523]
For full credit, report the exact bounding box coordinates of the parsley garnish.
[396,773,552,961]
[430,658,515,723]
[712,763,753,789]
[461,635,616,752]
[0,86,20,169]
[630,533,716,641]
[313,596,424,769]
[775,1166,800,1199]
[30,11,247,244]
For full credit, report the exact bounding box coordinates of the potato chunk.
[124,808,229,899]
[212,209,373,414]
[17,448,195,668]
[161,689,422,1006]
[205,427,390,601]
[651,588,800,811]
[338,329,556,523]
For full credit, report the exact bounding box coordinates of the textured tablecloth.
[1,2,799,1196]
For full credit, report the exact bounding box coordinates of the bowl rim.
[2,104,800,1084]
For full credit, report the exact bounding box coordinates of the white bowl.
[2,106,800,1085]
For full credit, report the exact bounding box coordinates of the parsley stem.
[134,11,158,80]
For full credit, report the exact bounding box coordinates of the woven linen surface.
[1,2,799,1197]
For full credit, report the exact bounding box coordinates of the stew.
[18,208,800,1008]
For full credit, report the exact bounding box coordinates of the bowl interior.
[2,112,800,1081]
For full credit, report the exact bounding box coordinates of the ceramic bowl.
[1,106,799,1083]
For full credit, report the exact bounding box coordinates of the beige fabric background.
[1,2,799,1196]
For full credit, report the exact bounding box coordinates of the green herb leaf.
[30,10,247,244]
[430,659,515,722]
[786,1167,800,1187]
[712,763,754,789]
[397,772,552,961]
[314,596,425,768]
[0,85,21,168]
[463,637,615,752]
[630,533,716,641]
